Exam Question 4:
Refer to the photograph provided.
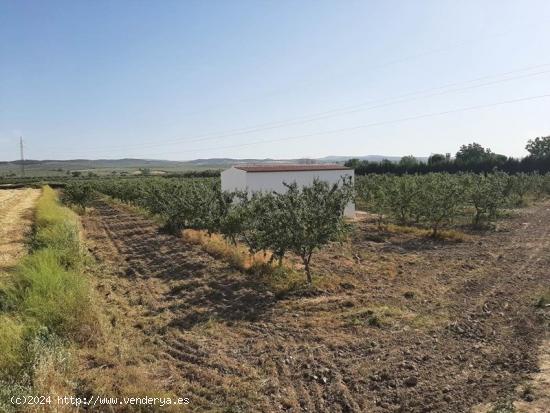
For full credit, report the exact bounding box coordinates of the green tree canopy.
[455,143,493,164]
[526,136,550,160]
[428,153,447,165]
[399,155,419,168]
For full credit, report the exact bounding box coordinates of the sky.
[1,0,550,161]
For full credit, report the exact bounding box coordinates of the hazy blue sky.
[1,0,550,161]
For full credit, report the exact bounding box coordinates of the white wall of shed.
[243,170,356,217]
[220,167,247,192]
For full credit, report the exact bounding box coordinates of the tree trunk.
[474,210,481,227]
[303,255,313,284]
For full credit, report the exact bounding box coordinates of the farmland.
[79,175,550,412]
[5,1,550,411]
[0,174,549,412]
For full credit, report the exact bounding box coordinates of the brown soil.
[0,188,41,271]
[80,199,550,412]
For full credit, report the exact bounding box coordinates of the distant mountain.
[0,155,429,177]
[184,155,430,165]
[318,155,429,162]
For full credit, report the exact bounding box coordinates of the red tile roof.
[234,164,352,173]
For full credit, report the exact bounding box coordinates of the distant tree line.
[346,136,550,175]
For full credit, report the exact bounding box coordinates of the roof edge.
[232,164,353,173]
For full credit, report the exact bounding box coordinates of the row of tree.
[346,136,550,175]
[356,172,549,235]
[63,178,353,283]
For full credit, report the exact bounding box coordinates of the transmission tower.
[20,136,25,177]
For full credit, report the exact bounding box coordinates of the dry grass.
[182,229,318,296]
[385,223,469,241]
[0,188,41,271]
[182,229,273,271]
[535,290,550,308]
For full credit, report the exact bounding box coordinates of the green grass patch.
[0,316,25,376]
[0,186,101,409]
[13,249,94,339]
[385,223,468,242]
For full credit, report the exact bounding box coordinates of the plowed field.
[81,199,550,412]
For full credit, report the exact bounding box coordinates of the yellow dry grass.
[385,223,469,242]
[0,188,41,271]
[182,229,272,271]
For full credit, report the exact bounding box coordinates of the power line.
[151,19,550,120]
[134,93,550,158]
[40,63,550,156]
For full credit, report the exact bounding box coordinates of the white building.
[221,164,355,217]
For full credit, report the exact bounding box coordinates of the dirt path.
[82,199,550,412]
[0,188,41,271]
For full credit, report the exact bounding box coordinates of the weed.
[0,315,25,376]
[488,399,516,413]
[345,305,404,328]
[385,224,468,242]
[13,249,94,340]
[535,291,550,308]
[366,313,383,327]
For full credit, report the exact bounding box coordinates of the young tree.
[282,179,354,283]
[355,174,390,227]
[416,174,464,237]
[463,173,508,227]
[384,174,421,225]
[62,182,96,209]
[507,173,532,206]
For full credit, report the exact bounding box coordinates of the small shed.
[221,164,355,217]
